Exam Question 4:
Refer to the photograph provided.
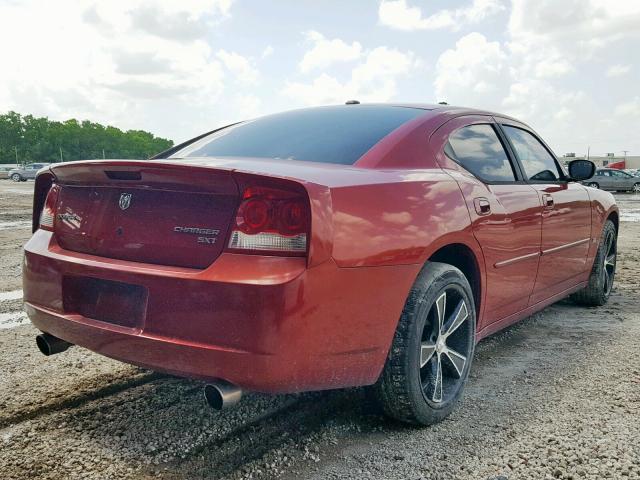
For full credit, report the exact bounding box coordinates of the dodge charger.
[23,104,618,425]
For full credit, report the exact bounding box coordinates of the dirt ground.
[0,180,638,480]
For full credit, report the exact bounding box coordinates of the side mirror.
[568,159,596,181]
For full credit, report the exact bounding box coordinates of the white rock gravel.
[0,182,639,480]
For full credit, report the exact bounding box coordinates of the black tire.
[587,182,599,189]
[372,262,476,425]
[571,220,617,306]
[11,173,22,182]
[633,182,640,193]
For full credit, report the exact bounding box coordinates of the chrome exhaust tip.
[204,380,242,410]
[36,333,72,356]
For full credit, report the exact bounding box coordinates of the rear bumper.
[23,230,417,393]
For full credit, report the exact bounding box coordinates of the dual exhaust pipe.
[36,333,72,356]
[204,380,242,410]
[35,333,242,410]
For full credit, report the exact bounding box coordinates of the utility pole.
[14,146,18,163]
[587,146,590,160]
[59,147,63,162]
[102,149,105,159]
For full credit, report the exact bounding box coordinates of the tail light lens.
[227,186,309,256]
[39,184,60,231]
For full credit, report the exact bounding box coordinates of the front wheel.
[372,262,476,425]
[571,220,617,306]
[587,182,599,189]
[633,182,640,193]
[11,173,22,182]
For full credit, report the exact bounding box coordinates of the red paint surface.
[23,106,618,393]
[606,160,625,169]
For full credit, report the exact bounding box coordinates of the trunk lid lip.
[47,157,373,188]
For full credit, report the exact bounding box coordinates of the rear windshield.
[170,105,427,165]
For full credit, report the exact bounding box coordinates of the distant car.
[584,168,640,192]
[0,165,15,179]
[8,163,51,182]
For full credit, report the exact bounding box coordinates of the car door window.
[445,124,516,182]
[502,126,562,182]
[612,170,631,178]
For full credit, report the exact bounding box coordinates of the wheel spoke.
[432,353,443,403]
[605,253,616,268]
[435,292,446,334]
[420,342,436,368]
[443,347,467,377]
[444,300,468,338]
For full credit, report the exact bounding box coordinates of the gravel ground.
[0,180,638,480]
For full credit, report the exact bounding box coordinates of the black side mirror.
[568,159,596,181]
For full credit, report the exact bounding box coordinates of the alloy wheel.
[419,288,472,404]
[602,229,616,296]
[633,183,640,193]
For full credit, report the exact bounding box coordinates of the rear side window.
[446,124,516,182]
[171,106,427,165]
[502,126,562,181]
[611,170,631,178]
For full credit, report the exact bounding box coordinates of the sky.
[0,0,638,156]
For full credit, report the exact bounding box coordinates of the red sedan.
[24,104,618,425]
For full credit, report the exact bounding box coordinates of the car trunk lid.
[50,161,238,269]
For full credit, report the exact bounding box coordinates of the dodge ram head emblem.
[119,193,132,210]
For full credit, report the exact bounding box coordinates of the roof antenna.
[345,100,360,105]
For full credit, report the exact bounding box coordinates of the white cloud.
[533,56,573,78]
[299,31,362,73]
[509,0,640,48]
[284,74,349,106]
[216,50,260,85]
[261,45,274,59]
[433,0,640,155]
[606,64,631,78]
[378,0,504,31]
[286,46,418,105]
[614,97,640,117]
[435,33,506,103]
[0,0,233,142]
[233,94,263,118]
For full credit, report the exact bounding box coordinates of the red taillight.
[227,186,309,255]
[39,184,60,231]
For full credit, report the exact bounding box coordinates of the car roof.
[341,102,527,126]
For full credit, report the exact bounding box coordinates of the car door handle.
[474,198,491,215]
[542,193,554,209]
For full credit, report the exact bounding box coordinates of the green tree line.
[0,111,173,164]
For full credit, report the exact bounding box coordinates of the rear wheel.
[571,220,617,306]
[587,182,599,189]
[372,262,476,425]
